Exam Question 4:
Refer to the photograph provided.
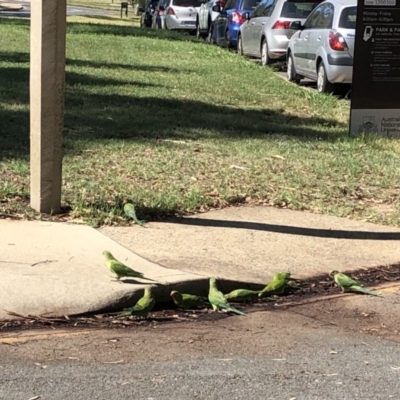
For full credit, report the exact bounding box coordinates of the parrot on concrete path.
[103,250,156,282]
[117,286,155,318]
[170,290,209,309]
[123,203,146,227]
[330,270,383,297]
[258,272,292,298]
[208,278,246,316]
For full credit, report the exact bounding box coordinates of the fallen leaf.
[271,155,285,160]
[229,165,248,170]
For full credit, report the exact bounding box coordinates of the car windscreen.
[339,6,357,29]
[280,0,321,19]
[172,0,202,6]
[242,0,262,10]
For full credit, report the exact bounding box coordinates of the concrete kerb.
[0,220,264,321]
[0,3,24,11]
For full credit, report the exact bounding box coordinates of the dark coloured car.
[209,0,261,48]
[140,0,160,28]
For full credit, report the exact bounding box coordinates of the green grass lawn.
[1,16,400,227]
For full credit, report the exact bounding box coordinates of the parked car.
[139,0,160,28]
[153,0,202,31]
[238,0,322,64]
[209,0,261,48]
[196,0,227,39]
[286,0,356,93]
[152,1,165,29]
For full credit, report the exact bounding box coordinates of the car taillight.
[329,31,348,51]
[167,7,176,15]
[232,10,245,24]
[271,20,291,29]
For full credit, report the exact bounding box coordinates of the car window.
[314,3,334,28]
[339,6,357,29]
[280,0,321,19]
[223,0,236,9]
[172,0,202,5]
[303,3,324,29]
[241,0,262,10]
[251,0,275,18]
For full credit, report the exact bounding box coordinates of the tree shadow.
[67,20,199,42]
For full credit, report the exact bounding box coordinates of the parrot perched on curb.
[224,288,261,303]
[170,290,209,309]
[208,278,246,316]
[330,270,383,297]
[103,250,156,282]
[258,272,291,298]
[117,286,155,318]
[123,203,146,227]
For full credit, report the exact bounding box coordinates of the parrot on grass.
[258,272,292,298]
[208,278,246,316]
[330,270,383,297]
[124,203,146,227]
[170,290,209,309]
[116,286,155,319]
[103,250,156,282]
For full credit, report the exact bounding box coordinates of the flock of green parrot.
[102,246,383,320]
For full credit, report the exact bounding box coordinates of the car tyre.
[260,39,271,66]
[287,52,301,84]
[225,29,231,48]
[196,21,202,39]
[237,34,243,55]
[317,61,334,94]
[207,25,214,44]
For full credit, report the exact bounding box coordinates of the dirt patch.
[1,264,399,343]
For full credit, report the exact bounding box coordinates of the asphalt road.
[1,306,400,400]
[0,0,118,17]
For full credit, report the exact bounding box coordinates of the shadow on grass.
[164,217,400,240]
[67,19,199,42]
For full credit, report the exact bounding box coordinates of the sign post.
[350,0,400,137]
[30,1,67,213]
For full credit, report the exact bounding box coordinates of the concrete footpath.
[0,2,23,11]
[1,206,400,320]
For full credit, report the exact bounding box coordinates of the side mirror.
[289,20,303,30]
[242,11,250,20]
[138,7,145,12]
[212,5,221,12]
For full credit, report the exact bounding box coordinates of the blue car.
[209,0,261,48]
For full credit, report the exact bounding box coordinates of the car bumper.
[268,34,290,60]
[228,24,241,46]
[326,65,353,84]
[165,16,196,30]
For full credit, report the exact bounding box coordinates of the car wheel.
[225,29,231,48]
[196,21,202,39]
[260,39,271,66]
[287,52,301,84]
[237,34,243,56]
[207,25,214,44]
[317,61,334,94]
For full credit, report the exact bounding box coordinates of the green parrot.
[123,203,146,227]
[224,288,261,303]
[170,290,209,309]
[330,270,383,297]
[117,286,155,318]
[103,250,156,282]
[258,272,291,298]
[208,278,246,316]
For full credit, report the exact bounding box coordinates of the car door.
[251,0,275,56]
[241,0,265,55]
[214,0,235,44]
[304,3,334,77]
[291,4,323,74]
